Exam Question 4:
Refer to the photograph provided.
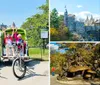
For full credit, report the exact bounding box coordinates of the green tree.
[50,8,73,41]
[50,8,59,28]
[58,22,72,41]
[21,0,49,46]
[58,15,64,26]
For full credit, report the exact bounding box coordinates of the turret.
[64,5,68,27]
[85,16,89,26]
[90,15,94,25]
[12,22,16,28]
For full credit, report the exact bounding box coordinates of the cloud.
[74,11,92,19]
[77,5,83,8]
[58,11,100,20]
[74,11,100,20]
[58,12,64,16]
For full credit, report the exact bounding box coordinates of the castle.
[0,23,7,30]
[64,7,100,41]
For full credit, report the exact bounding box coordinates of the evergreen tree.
[50,8,59,28]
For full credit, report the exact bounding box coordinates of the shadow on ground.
[0,60,46,80]
[0,61,9,79]
[18,60,47,81]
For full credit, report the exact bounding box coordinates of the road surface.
[0,60,49,85]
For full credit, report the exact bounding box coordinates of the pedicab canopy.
[0,28,27,40]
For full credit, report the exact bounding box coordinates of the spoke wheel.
[12,58,26,79]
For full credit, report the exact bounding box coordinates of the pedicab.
[0,28,30,79]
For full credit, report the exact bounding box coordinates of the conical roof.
[12,22,16,28]
[64,5,68,14]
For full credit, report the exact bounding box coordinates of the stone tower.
[12,22,16,28]
[64,6,68,27]
[85,16,89,26]
[90,15,94,26]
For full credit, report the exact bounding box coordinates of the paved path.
[51,75,100,85]
[0,60,49,85]
[51,75,66,85]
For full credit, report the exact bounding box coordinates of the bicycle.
[12,42,26,79]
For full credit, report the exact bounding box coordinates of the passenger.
[12,27,18,42]
[12,27,26,56]
[17,34,23,44]
[3,29,15,56]
[17,34,24,56]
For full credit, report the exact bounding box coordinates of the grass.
[29,48,49,61]
[0,47,49,61]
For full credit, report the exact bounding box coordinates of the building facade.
[0,23,7,30]
[64,8,100,41]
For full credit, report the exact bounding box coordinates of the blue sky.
[0,0,46,27]
[50,0,100,20]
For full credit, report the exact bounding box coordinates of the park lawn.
[29,48,49,61]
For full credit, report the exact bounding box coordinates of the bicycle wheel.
[12,58,26,79]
